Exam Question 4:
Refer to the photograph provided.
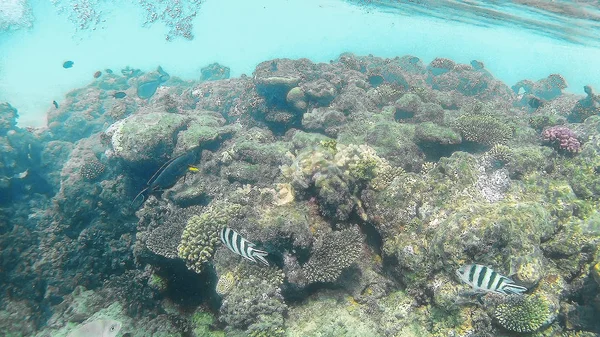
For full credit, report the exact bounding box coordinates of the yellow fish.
[187,165,200,173]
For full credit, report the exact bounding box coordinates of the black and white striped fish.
[455,264,527,295]
[220,227,269,266]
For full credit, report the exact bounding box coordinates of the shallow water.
[0,0,599,126]
[1,1,600,337]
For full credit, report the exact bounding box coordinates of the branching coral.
[302,226,363,284]
[454,112,513,146]
[178,202,242,273]
[542,125,581,153]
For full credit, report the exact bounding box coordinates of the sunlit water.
[1,0,599,127]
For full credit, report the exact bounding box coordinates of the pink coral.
[542,126,581,153]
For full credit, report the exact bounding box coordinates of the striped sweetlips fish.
[455,264,528,295]
[220,227,269,266]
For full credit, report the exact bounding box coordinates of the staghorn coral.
[494,294,555,333]
[301,226,363,284]
[80,157,105,181]
[178,202,242,273]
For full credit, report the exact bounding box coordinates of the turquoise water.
[2,1,600,336]
[1,0,599,126]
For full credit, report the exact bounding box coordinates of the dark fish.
[52,100,59,108]
[112,91,126,99]
[470,60,484,70]
[528,96,543,109]
[137,80,161,99]
[63,61,74,68]
[137,66,170,99]
[157,65,170,82]
[131,149,200,207]
[456,264,527,295]
[93,71,102,78]
[105,69,113,74]
[220,227,269,266]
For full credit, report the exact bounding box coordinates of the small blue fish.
[52,100,59,108]
[456,264,527,295]
[220,227,269,266]
[112,91,126,99]
[63,61,74,68]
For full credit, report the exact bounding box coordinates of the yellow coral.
[592,261,600,286]
[274,183,294,206]
[216,271,236,296]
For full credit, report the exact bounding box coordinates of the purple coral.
[542,126,581,153]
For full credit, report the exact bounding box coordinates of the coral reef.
[3,53,600,337]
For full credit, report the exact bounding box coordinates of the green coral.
[454,112,513,146]
[178,202,241,273]
[494,294,555,333]
[348,157,378,181]
[414,122,462,145]
[192,310,225,337]
[487,144,512,165]
[174,111,239,154]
